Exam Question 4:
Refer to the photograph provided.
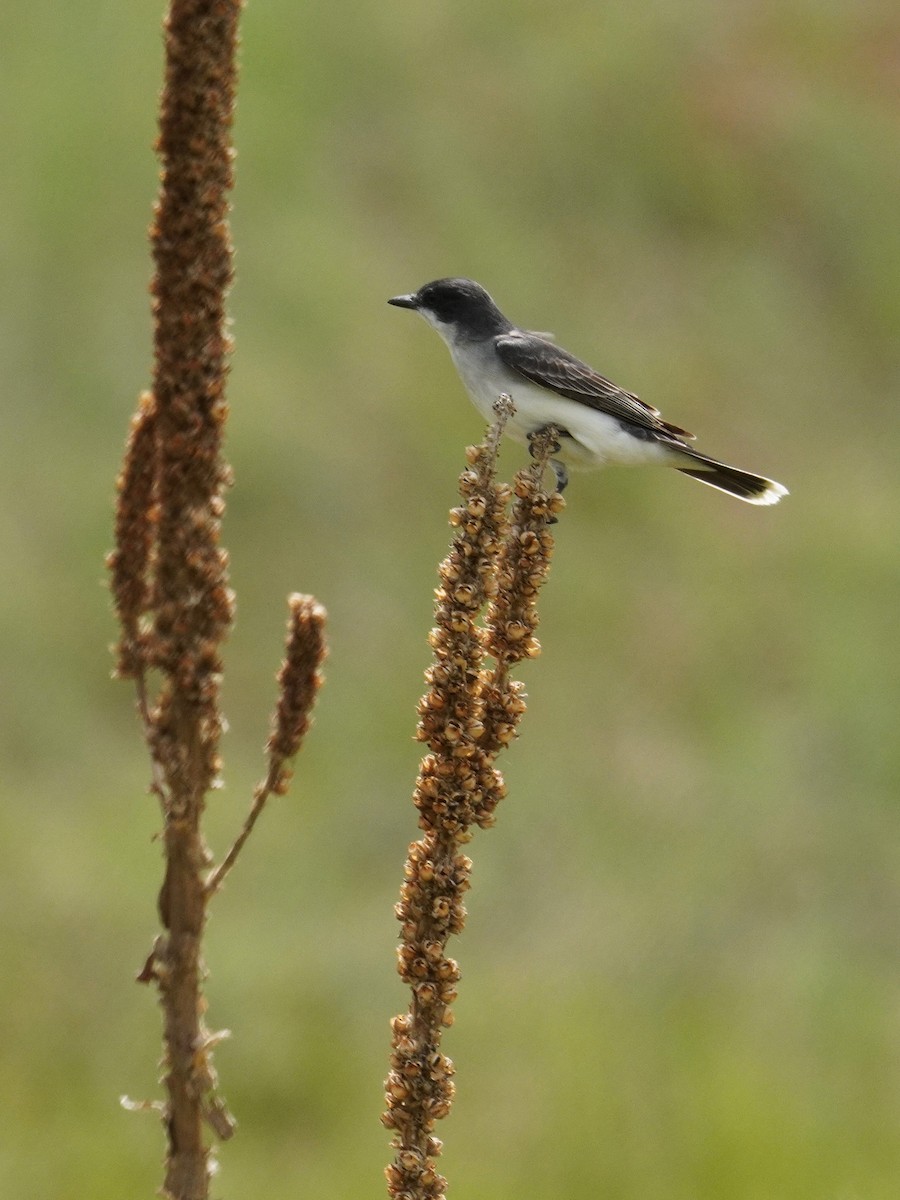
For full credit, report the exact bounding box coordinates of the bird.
[388,277,788,505]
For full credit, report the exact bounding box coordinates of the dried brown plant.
[383,403,564,1200]
[108,4,325,1198]
[206,594,327,897]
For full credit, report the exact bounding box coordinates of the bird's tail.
[674,448,788,506]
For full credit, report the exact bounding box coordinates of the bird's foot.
[526,427,568,520]
[527,425,563,459]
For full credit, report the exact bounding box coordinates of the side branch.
[479,423,563,760]
[206,595,327,896]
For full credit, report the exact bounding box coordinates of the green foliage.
[1,1,898,1195]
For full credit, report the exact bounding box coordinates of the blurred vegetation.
[1,0,899,1196]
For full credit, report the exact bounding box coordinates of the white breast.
[446,339,674,470]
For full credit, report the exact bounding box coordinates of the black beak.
[388,293,418,310]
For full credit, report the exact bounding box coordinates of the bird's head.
[389,277,511,341]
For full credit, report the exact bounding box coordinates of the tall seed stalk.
[384,404,564,1200]
[108,5,325,1197]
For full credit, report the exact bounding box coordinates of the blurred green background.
[2,0,899,1196]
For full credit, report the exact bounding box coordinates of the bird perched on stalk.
[389,277,788,505]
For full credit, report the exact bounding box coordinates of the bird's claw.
[526,427,568,503]
[528,432,563,458]
[527,426,563,456]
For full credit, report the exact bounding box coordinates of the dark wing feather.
[495,333,694,440]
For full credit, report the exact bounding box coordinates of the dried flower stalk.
[383,404,564,1200]
[136,7,241,1196]
[110,3,325,1198]
[477,426,564,797]
[109,391,159,681]
[207,594,327,896]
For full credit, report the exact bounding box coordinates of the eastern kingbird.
[389,277,788,505]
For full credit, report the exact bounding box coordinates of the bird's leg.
[550,459,569,493]
[527,426,568,493]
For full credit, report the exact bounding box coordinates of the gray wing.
[495,332,694,440]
